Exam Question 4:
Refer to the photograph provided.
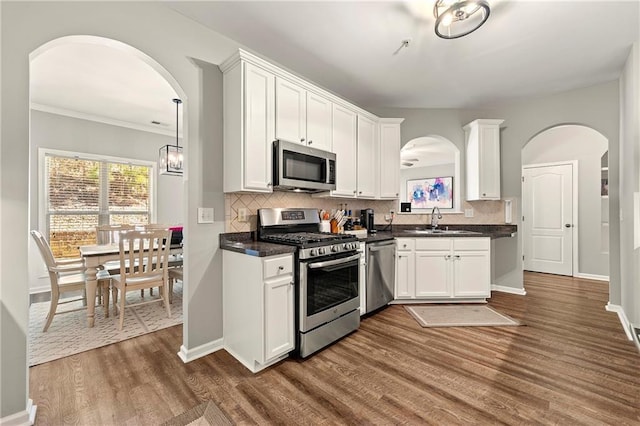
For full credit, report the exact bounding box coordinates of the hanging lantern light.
[159,98,183,175]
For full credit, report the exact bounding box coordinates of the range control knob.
[331,245,339,253]
[319,247,326,255]
[309,249,317,257]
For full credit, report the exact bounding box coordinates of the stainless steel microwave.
[273,140,336,192]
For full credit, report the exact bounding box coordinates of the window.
[41,150,155,258]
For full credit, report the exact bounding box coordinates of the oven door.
[299,252,360,332]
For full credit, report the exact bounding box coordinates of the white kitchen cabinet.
[222,59,275,193]
[395,238,415,299]
[276,78,332,152]
[223,251,294,373]
[394,237,490,301]
[331,104,358,197]
[378,119,403,199]
[464,119,504,200]
[356,115,377,198]
[306,91,333,151]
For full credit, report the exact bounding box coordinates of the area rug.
[28,282,183,366]
[161,401,232,426]
[405,304,521,327]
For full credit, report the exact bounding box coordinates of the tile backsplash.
[225,192,509,232]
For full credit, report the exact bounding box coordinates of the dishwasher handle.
[368,241,396,251]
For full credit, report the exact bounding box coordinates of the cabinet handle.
[290,281,294,286]
[482,193,486,196]
[267,182,272,187]
[278,266,284,271]
[444,255,451,260]
[396,193,399,196]
[403,244,407,248]
[353,190,357,194]
[359,191,362,194]
[454,255,461,260]
[300,138,305,142]
[308,140,313,145]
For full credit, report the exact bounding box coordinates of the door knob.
[565,224,572,228]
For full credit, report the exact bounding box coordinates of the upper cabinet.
[356,115,377,198]
[378,119,404,199]
[331,104,358,197]
[221,49,402,199]
[222,58,275,193]
[275,77,332,152]
[464,119,504,200]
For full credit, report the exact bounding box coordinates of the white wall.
[1,2,239,419]
[619,42,640,331]
[522,125,608,277]
[28,110,185,292]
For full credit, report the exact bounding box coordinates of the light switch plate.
[197,207,214,224]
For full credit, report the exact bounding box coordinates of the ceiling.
[30,1,639,132]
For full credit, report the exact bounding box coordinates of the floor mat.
[405,304,521,327]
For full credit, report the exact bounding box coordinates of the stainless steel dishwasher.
[365,240,396,314]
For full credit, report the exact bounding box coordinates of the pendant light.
[159,98,183,176]
[434,0,490,40]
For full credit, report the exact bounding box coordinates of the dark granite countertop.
[390,224,517,239]
[220,225,517,256]
[220,232,296,257]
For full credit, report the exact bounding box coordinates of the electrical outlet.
[390,210,395,215]
[384,214,392,221]
[238,207,248,222]
[464,208,474,218]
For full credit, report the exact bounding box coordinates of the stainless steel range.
[258,208,361,358]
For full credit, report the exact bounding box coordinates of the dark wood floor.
[30,272,640,425]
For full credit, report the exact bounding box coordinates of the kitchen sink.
[405,229,482,235]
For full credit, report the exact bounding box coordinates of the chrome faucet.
[430,206,442,229]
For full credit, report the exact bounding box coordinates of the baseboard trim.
[491,285,527,295]
[177,338,223,363]
[0,399,36,426]
[574,273,609,282]
[605,303,634,341]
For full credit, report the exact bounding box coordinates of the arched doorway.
[28,35,187,362]
[521,124,609,280]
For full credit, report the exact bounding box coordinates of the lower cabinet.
[395,237,490,301]
[223,251,295,372]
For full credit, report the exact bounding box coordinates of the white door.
[305,92,332,151]
[264,275,294,361]
[414,251,450,298]
[523,164,573,275]
[356,115,377,198]
[275,77,306,144]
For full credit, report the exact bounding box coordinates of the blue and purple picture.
[408,177,453,209]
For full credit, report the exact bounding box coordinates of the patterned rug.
[28,282,183,366]
[405,304,521,327]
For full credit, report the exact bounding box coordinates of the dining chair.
[110,229,172,330]
[31,230,111,331]
[167,266,183,304]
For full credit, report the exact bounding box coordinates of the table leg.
[85,266,98,328]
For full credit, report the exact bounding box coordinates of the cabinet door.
[357,115,377,198]
[395,251,415,299]
[331,104,358,197]
[478,126,501,199]
[379,122,401,199]
[306,92,332,151]
[264,275,295,361]
[244,63,275,191]
[415,251,450,298]
[453,251,490,298]
[275,77,306,144]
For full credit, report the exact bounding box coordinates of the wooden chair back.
[118,229,172,287]
[96,224,134,245]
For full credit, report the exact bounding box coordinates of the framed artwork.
[407,176,453,209]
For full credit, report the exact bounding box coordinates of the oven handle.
[307,253,361,269]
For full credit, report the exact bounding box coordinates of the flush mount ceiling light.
[434,0,490,39]
[159,98,183,176]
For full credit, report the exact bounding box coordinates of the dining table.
[78,243,183,327]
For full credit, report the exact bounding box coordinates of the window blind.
[45,154,152,258]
